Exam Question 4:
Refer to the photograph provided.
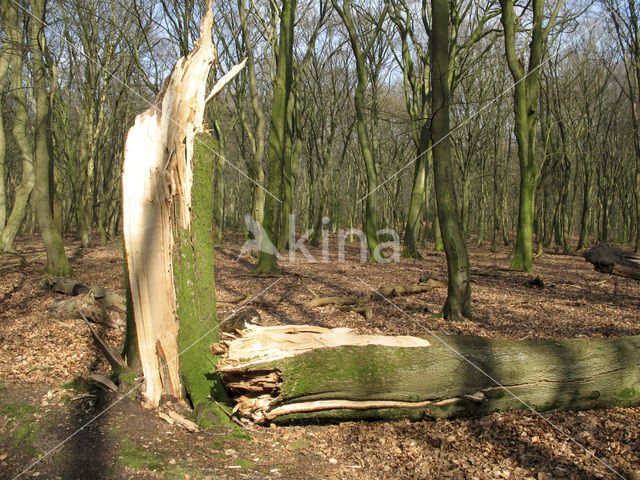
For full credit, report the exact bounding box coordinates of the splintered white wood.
[219,325,432,371]
[122,3,217,406]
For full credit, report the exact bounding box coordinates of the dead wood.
[303,279,445,308]
[217,294,248,304]
[79,311,127,371]
[337,305,373,320]
[215,325,640,424]
[47,277,89,295]
[167,411,199,432]
[48,286,125,329]
[218,294,282,308]
[219,307,262,333]
[88,373,118,392]
[584,243,640,280]
[0,252,45,271]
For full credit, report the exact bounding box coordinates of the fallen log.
[47,277,89,295]
[303,279,445,308]
[218,294,282,308]
[584,243,640,280]
[215,325,640,424]
[47,283,126,329]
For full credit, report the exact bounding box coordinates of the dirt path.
[1,236,639,479]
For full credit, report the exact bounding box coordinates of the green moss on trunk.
[174,133,232,427]
[228,333,640,423]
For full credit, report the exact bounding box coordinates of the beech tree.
[331,0,389,261]
[0,1,35,253]
[604,0,640,253]
[254,0,297,274]
[431,0,472,319]
[499,0,563,271]
[122,0,246,414]
[34,0,73,274]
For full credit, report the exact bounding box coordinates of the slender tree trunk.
[1,3,35,252]
[0,2,11,232]
[403,153,428,258]
[212,120,225,244]
[577,165,592,250]
[500,0,560,271]
[431,0,471,320]
[29,0,73,275]
[332,0,383,261]
[461,172,470,239]
[255,0,297,274]
[239,0,266,234]
[635,171,640,253]
[477,171,486,246]
[277,89,299,253]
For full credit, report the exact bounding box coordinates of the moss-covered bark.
[0,1,10,232]
[332,0,384,261]
[500,0,561,271]
[1,2,35,253]
[220,330,640,423]
[403,152,427,259]
[254,0,297,274]
[173,134,231,426]
[430,0,471,319]
[29,0,73,276]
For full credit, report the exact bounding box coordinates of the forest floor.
[1,235,639,479]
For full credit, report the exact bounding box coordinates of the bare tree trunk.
[0,0,11,232]
[255,0,297,274]
[1,3,35,252]
[332,0,386,261]
[238,0,266,234]
[29,0,73,275]
[431,0,471,320]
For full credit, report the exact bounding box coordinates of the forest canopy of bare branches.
[0,0,637,266]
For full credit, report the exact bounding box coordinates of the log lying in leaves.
[214,325,640,424]
[47,279,126,329]
[46,277,89,295]
[303,279,446,308]
[217,293,282,308]
[584,243,640,280]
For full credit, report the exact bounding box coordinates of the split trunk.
[121,2,244,423]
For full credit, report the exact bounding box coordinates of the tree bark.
[238,0,266,238]
[1,2,35,252]
[0,0,11,232]
[255,0,297,274]
[332,0,385,261]
[430,0,471,320]
[403,144,429,258]
[122,1,244,415]
[29,0,73,276]
[499,0,562,271]
[216,325,640,424]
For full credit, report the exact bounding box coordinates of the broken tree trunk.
[584,243,640,280]
[122,0,245,418]
[215,325,640,424]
